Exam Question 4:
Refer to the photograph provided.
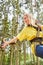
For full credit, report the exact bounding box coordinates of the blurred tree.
[0,0,43,65]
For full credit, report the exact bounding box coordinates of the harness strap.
[30,37,42,43]
[28,25,41,31]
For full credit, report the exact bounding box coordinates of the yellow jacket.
[17,26,43,54]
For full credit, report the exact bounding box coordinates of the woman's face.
[23,14,31,25]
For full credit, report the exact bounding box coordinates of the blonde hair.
[23,13,38,26]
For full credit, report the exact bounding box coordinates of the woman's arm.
[35,19,43,30]
[2,36,18,48]
[31,18,43,30]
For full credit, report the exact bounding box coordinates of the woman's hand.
[1,38,9,49]
[1,36,18,49]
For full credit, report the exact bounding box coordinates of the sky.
[0,0,43,21]
[8,0,43,21]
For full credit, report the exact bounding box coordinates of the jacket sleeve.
[17,27,27,41]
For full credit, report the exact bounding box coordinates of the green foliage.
[0,0,43,65]
[2,19,10,37]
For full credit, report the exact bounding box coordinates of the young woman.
[2,13,43,49]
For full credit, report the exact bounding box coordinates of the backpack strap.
[28,25,41,31]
